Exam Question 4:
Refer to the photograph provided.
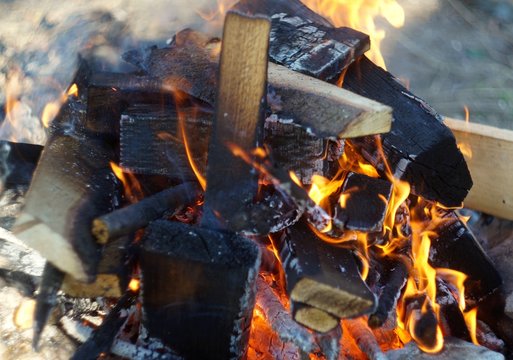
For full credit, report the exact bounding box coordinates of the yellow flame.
[41,101,61,128]
[110,162,144,203]
[128,278,140,292]
[300,0,405,68]
[67,83,79,97]
[464,308,479,346]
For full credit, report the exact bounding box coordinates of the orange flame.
[457,106,472,159]
[110,162,144,203]
[463,308,479,346]
[300,0,405,69]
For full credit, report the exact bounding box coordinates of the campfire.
[1,0,512,359]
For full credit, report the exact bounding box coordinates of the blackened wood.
[119,104,212,180]
[264,116,341,184]
[292,302,339,333]
[13,100,118,281]
[61,236,131,298]
[267,13,368,82]
[344,56,472,207]
[92,182,200,244]
[1,141,43,188]
[436,278,470,341]
[71,290,135,360]
[86,72,167,137]
[403,294,440,351]
[255,276,319,354]
[232,0,333,27]
[336,172,392,233]
[430,213,502,302]
[368,258,408,328]
[140,30,392,140]
[33,262,65,350]
[140,220,261,360]
[275,217,376,319]
[201,12,270,229]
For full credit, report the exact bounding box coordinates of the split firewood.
[274,217,376,320]
[33,262,65,350]
[140,220,261,360]
[71,290,135,360]
[92,182,200,244]
[292,302,339,333]
[343,57,472,208]
[255,276,319,354]
[430,212,502,302]
[200,12,270,229]
[13,98,119,282]
[335,172,393,233]
[119,104,212,180]
[132,30,392,140]
[445,117,513,220]
[234,0,472,208]
[343,318,387,360]
[368,258,408,328]
[60,236,131,298]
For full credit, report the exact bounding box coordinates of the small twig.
[344,318,387,360]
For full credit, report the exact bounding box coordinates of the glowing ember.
[128,278,140,293]
[300,0,405,69]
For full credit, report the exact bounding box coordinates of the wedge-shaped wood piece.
[444,117,513,220]
[275,218,376,319]
[131,29,391,140]
[292,302,339,333]
[201,12,271,229]
[13,100,118,281]
[268,63,392,138]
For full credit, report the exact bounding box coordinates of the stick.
[92,182,200,244]
[344,318,387,360]
[444,117,513,220]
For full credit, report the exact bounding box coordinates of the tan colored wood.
[268,63,392,138]
[444,117,513,220]
[202,12,271,227]
[294,305,339,333]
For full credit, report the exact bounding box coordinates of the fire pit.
[1,0,513,359]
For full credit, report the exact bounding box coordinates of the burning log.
[140,220,261,360]
[119,104,212,180]
[444,118,513,220]
[402,293,441,351]
[274,218,376,321]
[436,278,470,341]
[368,258,408,329]
[13,99,119,281]
[314,325,342,360]
[235,0,472,207]
[60,236,131,298]
[255,276,319,354]
[292,303,339,333]
[336,172,393,233]
[430,213,502,302]
[92,182,200,244]
[136,30,392,140]
[343,318,387,360]
[71,290,135,360]
[343,56,472,208]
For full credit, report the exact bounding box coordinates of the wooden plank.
[444,117,513,220]
[268,63,391,138]
[201,12,270,229]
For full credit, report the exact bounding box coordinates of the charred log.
[140,220,260,360]
[0,141,43,188]
[274,217,376,320]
